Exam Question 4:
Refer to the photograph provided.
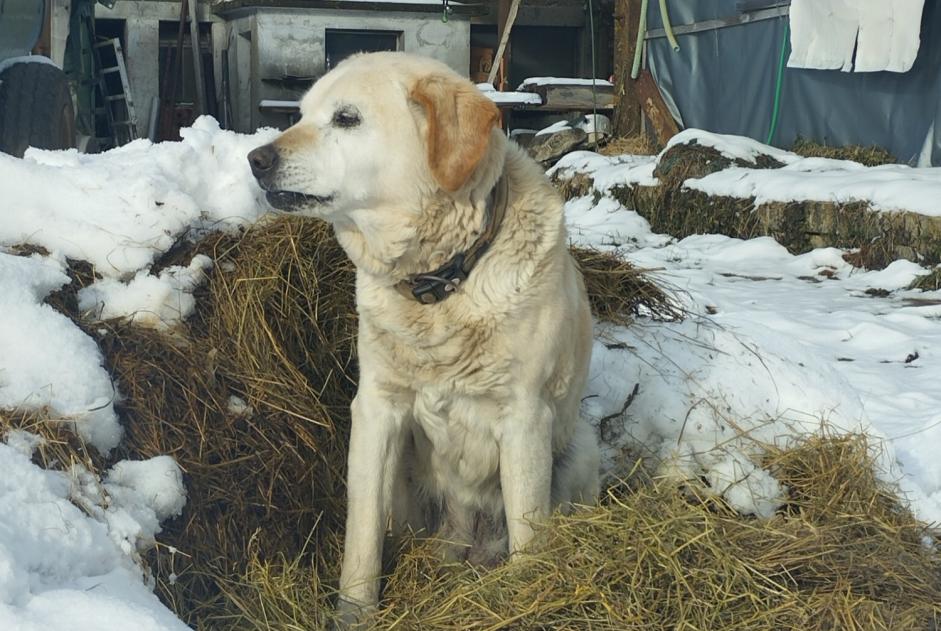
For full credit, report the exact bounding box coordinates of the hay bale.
[909,267,941,291]
[551,136,941,270]
[89,217,357,625]
[550,170,597,202]
[67,216,665,626]
[211,435,941,631]
[598,134,656,157]
[653,140,783,189]
[791,137,897,167]
[611,184,764,243]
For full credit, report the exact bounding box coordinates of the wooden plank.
[634,70,680,145]
[488,0,522,86]
[523,84,615,110]
[188,0,207,116]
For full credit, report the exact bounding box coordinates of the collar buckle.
[408,253,468,304]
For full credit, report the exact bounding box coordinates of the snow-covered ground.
[1,120,939,628]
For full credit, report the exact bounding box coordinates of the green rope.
[766,21,790,145]
[630,0,649,79]
[587,0,599,149]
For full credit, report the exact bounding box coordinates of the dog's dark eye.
[332,106,361,129]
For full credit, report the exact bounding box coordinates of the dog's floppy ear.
[410,74,501,192]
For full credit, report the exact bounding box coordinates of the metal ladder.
[93,38,139,148]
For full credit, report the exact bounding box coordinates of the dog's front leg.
[499,398,553,555]
[337,383,409,623]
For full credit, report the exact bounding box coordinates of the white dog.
[248,52,599,623]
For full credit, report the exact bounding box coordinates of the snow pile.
[551,151,657,190]
[0,439,188,631]
[0,252,121,451]
[70,456,188,558]
[475,83,542,105]
[78,254,213,329]
[0,116,278,277]
[553,129,941,217]
[789,0,926,73]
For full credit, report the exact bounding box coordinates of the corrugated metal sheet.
[643,0,941,165]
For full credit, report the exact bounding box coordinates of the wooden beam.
[488,0,522,87]
[188,0,207,116]
[520,83,615,110]
[635,69,680,146]
[611,0,643,137]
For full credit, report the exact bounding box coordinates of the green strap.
[766,21,790,145]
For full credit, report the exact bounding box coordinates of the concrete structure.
[217,3,471,130]
[96,0,610,135]
[96,0,218,138]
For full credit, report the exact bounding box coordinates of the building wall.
[98,1,470,135]
[96,1,218,139]
[233,8,470,131]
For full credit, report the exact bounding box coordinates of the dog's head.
[248,52,501,220]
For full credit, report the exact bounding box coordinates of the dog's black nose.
[248,144,279,179]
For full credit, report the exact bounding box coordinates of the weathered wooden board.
[520,84,615,111]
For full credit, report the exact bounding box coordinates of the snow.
[475,83,542,105]
[1,117,941,628]
[518,77,613,89]
[78,255,213,330]
[0,55,61,76]
[555,129,941,218]
[664,128,799,165]
[788,0,926,73]
[687,162,941,217]
[551,151,658,189]
[0,252,122,452]
[0,117,278,278]
[0,441,188,631]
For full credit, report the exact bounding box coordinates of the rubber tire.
[0,61,76,158]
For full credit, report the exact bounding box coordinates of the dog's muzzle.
[248,143,279,187]
[248,143,334,212]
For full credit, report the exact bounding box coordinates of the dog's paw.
[331,597,376,631]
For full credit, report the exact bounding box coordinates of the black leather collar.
[395,176,508,305]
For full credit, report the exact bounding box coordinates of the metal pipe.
[658,0,680,51]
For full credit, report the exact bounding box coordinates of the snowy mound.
[552,129,941,217]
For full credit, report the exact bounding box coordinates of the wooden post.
[188,0,207,116]
[612,0,642,138]
[635,69,680,145]
[490,0,522,89]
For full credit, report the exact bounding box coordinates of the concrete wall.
[234,8,470,131]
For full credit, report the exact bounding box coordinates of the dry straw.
[2,215,939,630]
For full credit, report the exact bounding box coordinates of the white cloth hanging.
[788,0,926,73]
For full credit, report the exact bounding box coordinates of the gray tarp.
[645,0,941,166]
